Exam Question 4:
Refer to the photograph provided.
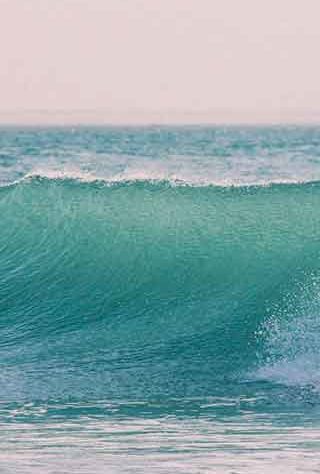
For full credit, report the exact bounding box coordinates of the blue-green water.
[2,126,320,472]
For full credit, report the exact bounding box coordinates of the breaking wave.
[1,176,320,403]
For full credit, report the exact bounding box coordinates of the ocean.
[1,126,320,473]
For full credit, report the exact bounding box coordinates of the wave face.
[1,177,320,402]
[2,127,320,405]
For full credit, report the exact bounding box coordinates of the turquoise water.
[2,126,320,472]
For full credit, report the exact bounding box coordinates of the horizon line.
[1,108,320,126]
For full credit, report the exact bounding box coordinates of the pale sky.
[1,0,320,124]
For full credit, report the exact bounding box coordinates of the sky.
[1,0,320,124]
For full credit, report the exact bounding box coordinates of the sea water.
[1,126,320,473]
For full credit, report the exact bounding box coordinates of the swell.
[1,178,320,400]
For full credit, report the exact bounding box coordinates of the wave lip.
[3,166,320,190]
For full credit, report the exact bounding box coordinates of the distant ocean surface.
[2,126,320,473]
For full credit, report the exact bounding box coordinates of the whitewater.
[1,126,320,473]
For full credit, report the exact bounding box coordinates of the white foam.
[1,162,319,189]
[254,277,320,388]
[256,354,320,388]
